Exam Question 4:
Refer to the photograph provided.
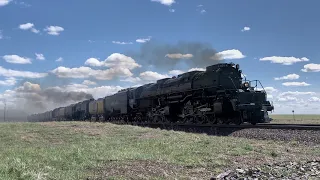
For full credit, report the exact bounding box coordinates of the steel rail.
[107,121,320,131]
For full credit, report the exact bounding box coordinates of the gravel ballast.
[229,128,320,144]
[212,160,320,179]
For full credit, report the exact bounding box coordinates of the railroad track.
[108,121,320,131]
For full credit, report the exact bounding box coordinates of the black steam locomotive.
[28,63,274,125]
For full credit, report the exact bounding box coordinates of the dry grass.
[270,114,320,124]
[0,121,319,179]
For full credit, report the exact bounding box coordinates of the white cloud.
[196,4,206,14]
[169,9,175,12]
[241,27,250,32]
[301,63,320,72]
[259,56,309,65]
[277,96,299,102]
[84,58,102,66]
[0,77,16,86]
[112,41,133,45]
[263,87,278,93]
[0,66,47,78]
[30,28,40,34]
[139,71,170,81]
[82,80,96,86]
[215,49,246,60]
[120,77,142,84]
[136,37,151,43]
[169,70,184,76]
[200,9,206,14]
[19,23,33,30]
[188,68,205,72]
[51,66,133,80]
[165,53,193,59]
[3,55,32,64]
[308,97,320,102]
[19,23,39,33]
[282,82,311,86]
[121,70,170,84]
[56,57,63,62]
[85,53,141,70]
[44,26,64,35]
[151,0,175,6]
[274,73,299,80]
[35,53,45,60]
[0,0,11,6]
[279,91,316,96]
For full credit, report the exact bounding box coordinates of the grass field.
[0,122,319,179]
[270,114,320,124]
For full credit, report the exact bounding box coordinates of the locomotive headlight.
[244,82,249,87]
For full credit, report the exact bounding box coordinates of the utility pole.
[292,110,295,121]
[3,99,6,122]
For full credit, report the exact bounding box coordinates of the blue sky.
[0,0,320,114]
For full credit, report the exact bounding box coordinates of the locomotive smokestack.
[131,40,224,70]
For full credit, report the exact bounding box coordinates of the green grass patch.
[0,122,318,179]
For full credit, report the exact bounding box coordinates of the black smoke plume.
[13,82,93,114]
[129,40,223,70]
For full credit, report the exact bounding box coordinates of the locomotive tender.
[28,63,274,125]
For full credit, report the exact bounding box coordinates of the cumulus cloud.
[214,49,246,60]
[51,66,133,80]
[151,0,175,6]
[112,41,133,45]
[282,82,311,86]
[56,57,63,62]
[0,66,47,78]
[19,23,33,30]
[82,80,96,86]
[44,26,64,35]
[19,23,39,34]
[309,97,320,102]
[35,53,45,60]
[0,0,11,6]
[121,70,171,84]
[301,63,320,72]
[279,91,316,96]
[2,55,32,64]
[196,4,206,14]
[165,53,193,59]
[168,70,184,76]
[274,73,299,80]
[0,77,16,86]
[120,77,142,84]
[136,37,151,43]
[277,96,299,102]
[85,53,141,70]
[188,67,205,72]
[260,56,309,65]
[263,87,278,93]
[140,71,170,81]
[241,27,250,32]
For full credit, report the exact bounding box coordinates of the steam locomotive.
[28,63,274,125]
